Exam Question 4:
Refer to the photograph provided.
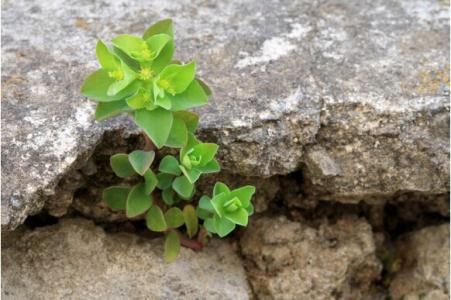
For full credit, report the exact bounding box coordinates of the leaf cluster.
[81,19,255,262]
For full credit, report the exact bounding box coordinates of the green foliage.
[129,150,155,175]
[183,205,198,238]
[164,231,181,262]
[202,182,255,237]
[82,19,256,262]
[126,183,152,218]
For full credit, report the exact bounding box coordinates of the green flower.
[125,87,156,111]
[152,62,209,111]
[112,34,171,64]
[198,182,255,237]
[179,141,220,183]
[81,40,138,101]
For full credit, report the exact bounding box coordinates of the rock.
[2,0,449,230]
[1,218,251,300]
[240,215,382,299]
[389,224,450,300]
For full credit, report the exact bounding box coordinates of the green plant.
[81,19,255,262]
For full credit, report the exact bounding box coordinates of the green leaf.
[81,69,114,101]
[225,208,249,226]
[110,154,135,178]
[196,207,211,220]
[112,46,141,72]
[134,108,173,148]
[112,35,145,58]
[107,62,137,96]
[143,19,174,73]
[210,193,228,217]
[173,111,199,133]
[143,19,174,39]
[229,186,256,207]
[126,183,152,218]
[199,196,214,212]
[95,99,130,121]
[154,94,172,110]
[144,169,158,194]
[213,182,230,197]
[183,205,198,238]
[214,215,236,237]
[179,166,201,184]
[128,150,155,176]
[164,231,180,263]
[162,188,176,205]
[165,207,184,228]
[180,132,201,159]
[126,88,155,111]
[196,78,213,97]
[159,155,181,176]
[192,143,219,166]
[158,62,196,95]
[145,34,171,61]
[245,202,254,216]
[204,218,216,234]
[170,80,208,111]
[197,196,213,220]
[146,205,167,232]
[172,176,194,199]
[96,40,119,69]
[81,66,141,102]
[165,116,188,148]
[103,186,130,210]
[197,159,220,174]
[156,173,174,190]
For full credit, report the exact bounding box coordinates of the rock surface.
[240,215,382,299]
[1,218,251,300]
[2,0,449,230]
[389,224,450,300]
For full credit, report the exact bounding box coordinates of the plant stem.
[179,233,204,250]
[142,132,155,151]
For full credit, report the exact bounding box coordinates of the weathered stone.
[389,224,450,300]
[2,0,449,230]
[2,218,251,300]
[240,215,382,299]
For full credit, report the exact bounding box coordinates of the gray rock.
[1,218,251,300]
[2,0,449,230]
[390,224,450,300]
[240,215,382,299]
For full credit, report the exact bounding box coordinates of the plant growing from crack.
[81,19,255,262]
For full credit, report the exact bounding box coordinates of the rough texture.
[389,224,450,300]
[240,215,382,300]
[2,218,251,300]
[2,0,449,230]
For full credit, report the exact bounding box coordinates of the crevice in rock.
[23,211,59,229]
[11,124,448,299]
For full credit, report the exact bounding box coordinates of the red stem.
[143,132,155,151]
[178,232,204,250]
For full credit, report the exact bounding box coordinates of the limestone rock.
[390,224,450,300]
[1,218,251,300]
[2,0,449,230]
[240,215,382,299]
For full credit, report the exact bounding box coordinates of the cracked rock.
[240,215,382,300]
[2,0,449,230]
[389,224,450,300]
[1,218,251,300]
